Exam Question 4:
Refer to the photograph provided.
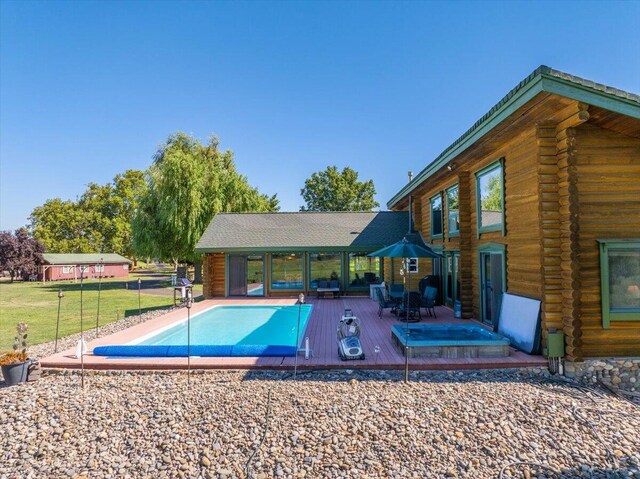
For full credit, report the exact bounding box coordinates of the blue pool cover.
[93,344,296,358]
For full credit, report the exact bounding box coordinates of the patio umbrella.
[368,237,441,261]
[368,237,441,382]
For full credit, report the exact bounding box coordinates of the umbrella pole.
[95,258,103,337]
[186,290,192,387]
[294,293,304,379]
[404,259,409,383]
[80,269,85,389]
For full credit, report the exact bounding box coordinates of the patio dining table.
[389,291,420,314]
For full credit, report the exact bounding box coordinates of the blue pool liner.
[92,344,296,358]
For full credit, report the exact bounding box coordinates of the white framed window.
[62,266,72,274]
[123,264,129,270]
[407,258,419,274]
[94,264,105,273]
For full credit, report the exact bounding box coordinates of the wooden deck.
[41,297,546,371]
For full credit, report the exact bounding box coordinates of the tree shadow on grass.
[40,278,172,293]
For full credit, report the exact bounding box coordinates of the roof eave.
[387,72,640,209]
[540,74,640,120]
[387,74,545,209]
[195,246,388,254]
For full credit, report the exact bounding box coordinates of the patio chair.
[389,283,405,295]
[396,291,422,322]
[422,286,438,318]
[376,287,395,318]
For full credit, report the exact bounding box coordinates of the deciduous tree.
[29,170,146,256]
[300,166,379,212]
[0,229,44,281]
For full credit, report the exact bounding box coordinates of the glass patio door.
[246,255,264,296]
[480,251,504,328]
[228,255,247,296]
[444,252,460,306]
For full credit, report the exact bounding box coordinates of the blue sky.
[1,1,639,230]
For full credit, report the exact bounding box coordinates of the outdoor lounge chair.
[422,286,438,318]
[376,287,395,317]
[317,280,340,299]
[396,291,422,322]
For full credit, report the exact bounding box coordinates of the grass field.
[0,277,176,351]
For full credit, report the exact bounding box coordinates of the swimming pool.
[93,304,313,358]
[392,324,510,358]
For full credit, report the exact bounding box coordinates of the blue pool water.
[271,281,304,289]
[93,305,313,357]
[138,305,313,346]
[248,286,264,296]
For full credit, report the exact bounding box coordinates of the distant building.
[41,253,131,281]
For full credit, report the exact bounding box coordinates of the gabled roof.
[42,253,131,265]
[388,65,640,208]
[195,211,410,252]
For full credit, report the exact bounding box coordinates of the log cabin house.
[387,66,640,360]
[198,66,640,360]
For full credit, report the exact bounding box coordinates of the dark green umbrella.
[368,237,441,382]
[367,237,441,260]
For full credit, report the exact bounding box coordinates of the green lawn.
[0,279,175,351]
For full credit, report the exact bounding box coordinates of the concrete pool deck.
[40,297,546,370]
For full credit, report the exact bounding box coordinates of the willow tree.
[132,133,278,265]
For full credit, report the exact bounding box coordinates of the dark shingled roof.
[195,211,410,252]
[42,253,131,265]
[388,65,640,208]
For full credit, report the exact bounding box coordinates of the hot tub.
[391,324,510,358]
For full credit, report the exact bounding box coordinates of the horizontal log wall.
[469,129,542,318]
[202,253,225,298]
[574,123,640,357]
[414,128,542,319]
[537,122,564,353]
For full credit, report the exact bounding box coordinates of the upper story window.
[476,159,504,234]
[430,194,443,239]
[598,240,640,328]
[446,185,459,236]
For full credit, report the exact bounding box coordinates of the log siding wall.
[415,129,542,320]
[203,253,225,298]
[574,123,640,357]
[397,96,640,358]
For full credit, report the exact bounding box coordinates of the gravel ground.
[1,369,639,479]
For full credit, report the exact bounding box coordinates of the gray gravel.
[1,369,639,478]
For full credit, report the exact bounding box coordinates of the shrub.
[0,323,28,365]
